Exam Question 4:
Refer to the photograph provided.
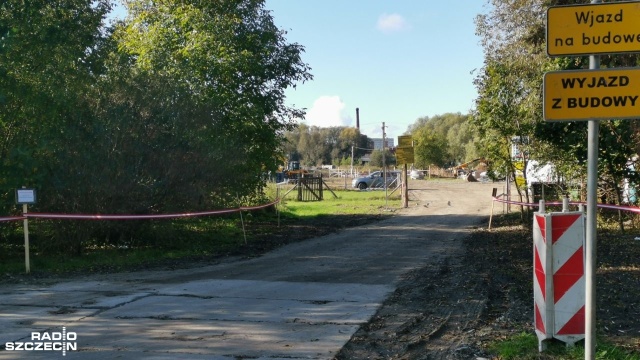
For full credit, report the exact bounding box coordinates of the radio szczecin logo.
[4,327,77,356]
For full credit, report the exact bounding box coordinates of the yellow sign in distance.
[543,68,640,121]
[513,161,525,171]
[547,2,640,56]
[395,147,414,165]
[397,135,413,148]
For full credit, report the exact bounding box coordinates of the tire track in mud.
[335,238,491,360]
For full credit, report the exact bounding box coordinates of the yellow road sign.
[397,135,413,148]
[547,2,640,56]
[395,147,414,164]
[543,68,640,121]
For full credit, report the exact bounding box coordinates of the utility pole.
[382,122,387,206]
[351,145,354,177]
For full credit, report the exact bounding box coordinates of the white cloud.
[304,96,352,127]
[376,13,409,34]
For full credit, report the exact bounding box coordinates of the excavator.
[451,158,485,175]
[450,158,487,181]
[283,160,309,180]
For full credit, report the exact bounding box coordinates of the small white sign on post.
[16,188,36,273]
[16,188,36,204]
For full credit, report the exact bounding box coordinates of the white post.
[23,203,30,274]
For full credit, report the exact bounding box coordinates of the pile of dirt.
[336,213,640,359]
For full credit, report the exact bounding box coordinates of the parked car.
[410,170,425,180]
[352,171,399,190]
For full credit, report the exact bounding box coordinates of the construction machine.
[450,158,485,176]
[283,161,309,180]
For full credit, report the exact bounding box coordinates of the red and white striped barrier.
[533,211,586,350]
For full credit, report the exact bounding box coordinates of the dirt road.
[338,180,500,360]
[0,180,498,359]
[339,181,640,359]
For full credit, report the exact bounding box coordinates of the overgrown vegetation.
[0,0,311,252]
[4,0,640,272]
[472,0,640,215]
[282,124,373,167]
[406,112,479,168]
[0,188,400,276]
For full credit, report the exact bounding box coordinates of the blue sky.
[266,1,489,141]
[110,1,489,141]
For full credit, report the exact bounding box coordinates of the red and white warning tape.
[492,196,640,214]
[0,216,25,222]
[0,200,279,222]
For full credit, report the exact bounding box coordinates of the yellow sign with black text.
[547,2,640,56]
[543,68,640,121]
[397,135,413,148]
[395,147,414,165]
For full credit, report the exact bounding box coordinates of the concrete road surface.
[0,181,498,359]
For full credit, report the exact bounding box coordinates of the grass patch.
[279,188,401,217]
[1,189,401,276]
[488,328,640,360]
[0,217,248,275]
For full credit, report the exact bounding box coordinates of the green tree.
[297,125,326,166]
[283,126,371,167]
[114,0,312,205]
[473,59,542,201]
[369,149,396,168]
[407,113,473,167]
[282,126,302,164]
[0,0,312,252]
[412,126,448,168]
[332,127,368,165]
[473,0,640,226]
[474,0,558,208]
[0,1,117,252]
[0,0,112,206]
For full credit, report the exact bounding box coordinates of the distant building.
[371,138,394,150]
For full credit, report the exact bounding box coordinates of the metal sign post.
[585,54,600,360]
[543,1,637,357]
[397,135,414,209]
